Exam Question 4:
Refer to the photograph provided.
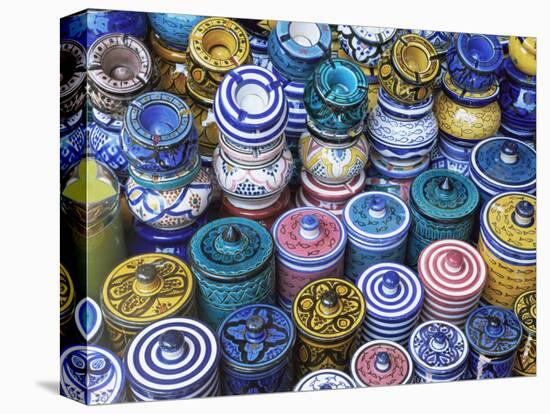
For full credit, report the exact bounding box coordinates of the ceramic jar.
[125,318,220,400]
[218,304,295,394]
[406,170,480,268]
[430,133,470,176]
[292,278,366,378]
[60,110,86,177]
[100,253,196,354]
[87,34,156,119]
[343,192,411,283]
[60,40,86,118]
[350,340,414,386]
[188,218,276,329]
[513,290,536,376]
[74,297,104,345]
[60,345,125,404]
[464,306,522,379]
[418,239,487,327]
[469,137,536,203]
[409,320,469,383]
[479,192,536,308]
[509,36,536,76]
[272,207,347,313]
[150,32,189,97]
[294,369,357,391]
[338,26,397,68]
[148,13,205,51]
[356,263,423,345]
[60,264,75,338]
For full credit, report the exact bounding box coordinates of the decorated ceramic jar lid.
[441,72,500,107]
[214,64,288,147]
[218,304,295,372]
[101,253,195,330]
[357,263,424,322]
[514,290,536,336]
[125,318,220,398]
[293,278,366,342]
[61,345,125,405]
[409,320,469,373]
[189,217,274,282]
[272,21,332,62]
[272,207,347,266]
[465,306,523,357]
[301,169,366,203]
[294,369,357,391]
[410,169,479,222]
[75,297,104,344]
[418,239,487,301]
[60,264,75,320]
[351,340,414,386]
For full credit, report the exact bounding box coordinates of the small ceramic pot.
[125,318,220,400]
[188,218,276,330]
[509,36,536,76]
[430,134,470,176]
[513,290,536,376]
[479,193,536,308]
[218,304,295,394]
[446,33,503,92]
[60,40,86,117]
[378,34,440,104]
[60,264,75,338]
[337,25,397,68]
[74,297,104,345]
[150,31,189,97]
[272,207,347,313]
[148,13,205,51]
[60,110,86,177]
[294,369,357,391]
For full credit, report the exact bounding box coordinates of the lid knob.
[445,250,464,273]
[245,315,267,343]
[375,351,391,372]
[222,225,242,243]
[438,177,454,192]
[158,330,186,360]
[485,315,504,337]
[136,263,158,285]
[320,290,340,315]
[381,271,400,296]
[368,197,387,219]
[299,214,321,240]
[514,200,535,227]
[431,332,448,351]
[500,141,519,164]
[319,383,334,390]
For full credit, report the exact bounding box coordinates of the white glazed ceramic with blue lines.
[294,369,357,391]
[60,110,86,177]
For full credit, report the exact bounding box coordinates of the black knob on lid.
[438,177,454,192]
[514,200,535,227]
[159,330,184,354]
[501,141,518,156]
[320,290,339,311]
[222,225,242,243]
[136,263,157,284]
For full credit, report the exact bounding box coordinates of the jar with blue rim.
[60,345,126,404]
[272,207,347,313]
[218,304,296,395]
[469,137,536,203]
[60,40,86,118]
[356,263,424,346]
[343,191,411,283]
[464,306,523,379]
[430,133,471,176]
[148,13,205,52]
[60,109,85,177]
[188,217,276,330]
[513,290,536,376]
[238,19,276,68]
[125,318,220,400]
[409,320,469,383]
[294,369,357,391]
[406,169,480,268]
[60,264,75,339]
[74,297,104,345]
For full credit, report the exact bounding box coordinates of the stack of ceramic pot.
[125,318,221,400]
[513,290,536,376]
[239,19,276,68]
[499,37,536,144]
[432,34,503,175]
[356,263,424,345]
[271,207,347,313]
[294,370,357,391]
[409,30,454,91]
[213,65,293,223]
[417,239,487,327]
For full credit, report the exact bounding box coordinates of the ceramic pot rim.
[392,34,440,85]
[91,107,123,131]
[218,131,286,166]
[128,157,202,190]
[273,21,331,61]
[455,33,503,73]
[503,58,537,87]
[294,369,357,391]
[443,72,500,107]
[300,169,366,201]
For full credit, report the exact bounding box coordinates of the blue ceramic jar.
[60,110,86,177]
[238,19,274,68]
[188,218,276,329]
[343,191,411,283]
[294,369,357,391]
[430,133,471,176]
[464,306,523,379]
[148,13,205,51]
[74,297,104,345]
[125,318,220,400]
[218,304,295,394]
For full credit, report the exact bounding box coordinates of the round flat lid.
[274,21,331,61]
[219,304,295,371]
[456,33,503,73]
[60,264,75,315]
[418,239,487,301]
[301,169,366,202]
[272,207,346,264]
[465,306,523,357]
[294,369,357,391]
[351,26,397,45]
[351,340,413,386]
[75,297,103,342]
[514,290,536,335]
[293,278,366,341]
[189,217,273,281]
[357,263,423,322]
[125,318,219,395]
[101,253,194,327]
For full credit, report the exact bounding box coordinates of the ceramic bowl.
[150,32,189,97]
[337,25,397,68]
[60,40,86,118]
[148,13,205,51]
[60,110,86,177]
[509,36,536,76]
[89,108,128,179]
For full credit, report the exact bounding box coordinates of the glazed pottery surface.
[150,32,189,96]
[509,36,536,76]
[60,40,86,117]
[148,13,205,51]
[89,108,128,179]
[60,264,75,337]
[294,369,357,391]
[513,290,536,376]
[338,25,397,68]
[60,110,86,176]
[74,297,104,344]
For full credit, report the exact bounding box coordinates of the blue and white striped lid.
[357,263,424,322]
[75,297,103,343]
[294,369,357,391]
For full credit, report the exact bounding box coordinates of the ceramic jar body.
[466,350,516,379]
[430,134,470,176]
[89,109,128,180]
[221,362,291,394]
[513,291,536,376]
[60,110,86,177]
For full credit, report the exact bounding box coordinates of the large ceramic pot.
[150,32,189,97]
[338,25,397,68]
[60,110,86,177]
[60,40,86,117]
[148,13,205,51]
[509,36,536,76]
[513,290,536,376]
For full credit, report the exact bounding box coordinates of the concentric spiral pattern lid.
[294,369,357,391]
[357,263,423,322]
[218,304,295,371]
[293,278,366,341]
[75,297,103,343]
[351,340,413,386]
[125,318,220,396]
[514,290,536,335]
[465,306,522,357]
[60,264,75,316]
[61,345,125,405]
[418,239,487,301]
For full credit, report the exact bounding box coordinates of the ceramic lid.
[218,304,295,372]
[351,340,414,386]
[189,217,274,281]
[101,253,195,329]
[409,320,469,373]
[294,369,357,391]
[465,306,523,357]
[293,278,366,342]
[418,239,487,301]
[60,345,125,405]
[343,191,411,244]
[274,21,332,61]
[357,263,424,322]
[301,169,366,203]
[514,290,536,335]
[272,207,346,265]
[125,318,220,395]
[75,297,103,342]
[60,264,75,317]
[410,169,479,222]
[455,34,503,73]
[351,26,396,45]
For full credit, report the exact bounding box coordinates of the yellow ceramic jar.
[60,264,75,337]
[509,36,536,76]
[513,290,536,376]
[150,32,188,97]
